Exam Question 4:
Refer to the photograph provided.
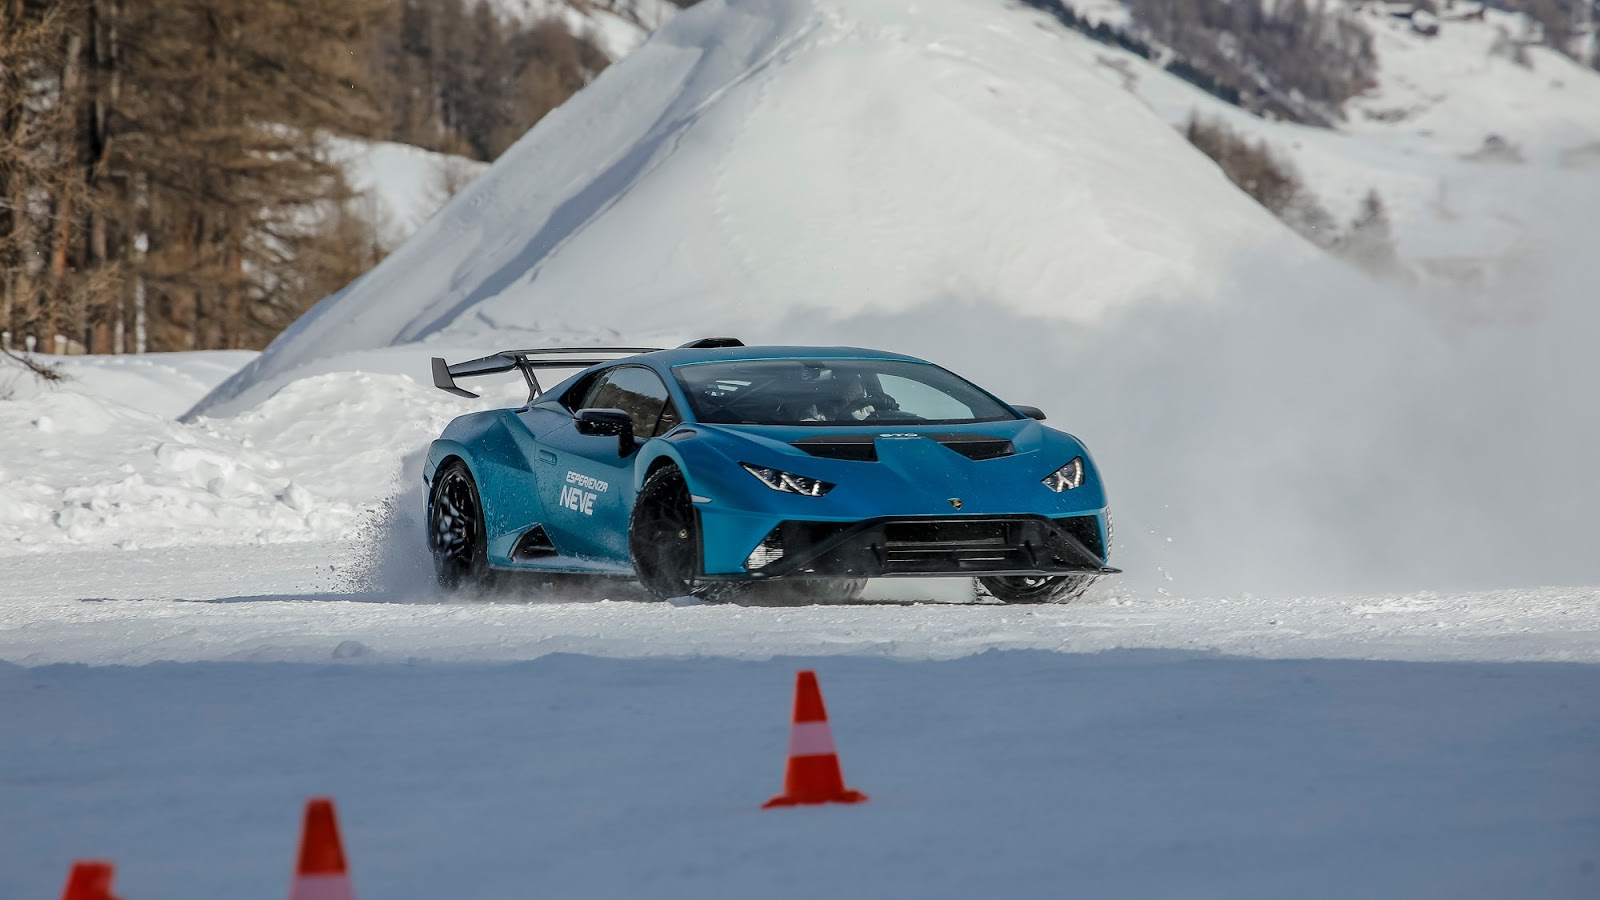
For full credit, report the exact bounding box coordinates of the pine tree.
[2,0,611,354]
[114,0,386,349]
[1338,190,1403,277]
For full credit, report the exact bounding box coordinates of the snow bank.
[190,0,1302,419]
[0,354,513,556]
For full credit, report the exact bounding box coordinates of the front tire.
[978,574,1095,604]
[428,459,496,594]
[630,465,705,601]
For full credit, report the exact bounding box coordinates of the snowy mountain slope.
[327,138,489,249]
[492,0,681,59]
[1343,5,1600,157]
[190,0,1307,419]
[1048,0,1600,264]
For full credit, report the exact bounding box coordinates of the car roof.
[636,345,928,367]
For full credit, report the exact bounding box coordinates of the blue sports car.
[424,339,1117,603]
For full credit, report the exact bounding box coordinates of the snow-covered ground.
[5,541,1599,666]
[2,537,1597,898]
[6,651,1595,899]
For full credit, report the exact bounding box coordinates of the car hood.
[677,419,1104,518]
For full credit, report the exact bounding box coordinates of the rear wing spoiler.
[430,347,663,401]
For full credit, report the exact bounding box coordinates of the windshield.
[673,359,1019,426]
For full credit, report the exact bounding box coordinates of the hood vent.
[928,433,1014,461]
[790,433,1014,462]
[791,434,878,462]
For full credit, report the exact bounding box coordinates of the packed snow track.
[2,543,1598,899]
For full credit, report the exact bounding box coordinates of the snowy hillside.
[325,2,677,253]
[1051,0,1600,266]
[328,138,489,249]
[494,0,682,59]
[192,0,1306,419]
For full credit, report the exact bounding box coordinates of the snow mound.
[191,0,1303,418]
[0,355,488,557]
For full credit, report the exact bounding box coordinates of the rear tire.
[978,574,1095,604]
[428,459,497,595]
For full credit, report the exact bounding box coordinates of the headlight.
[1042,457,1085,492]
[740,463,834,497]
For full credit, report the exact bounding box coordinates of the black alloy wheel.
[978,574,1095,604]
[428,459,496,594]
[629,465,705,601]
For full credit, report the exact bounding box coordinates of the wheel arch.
[424,438,479,490]
[634,442,689,493]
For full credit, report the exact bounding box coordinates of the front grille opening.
[744,528,786,571]
[884,521,1009,546]
[745,516,1105,578]
[1053,515,1105,561]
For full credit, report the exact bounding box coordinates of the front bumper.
[709,515,1120,580]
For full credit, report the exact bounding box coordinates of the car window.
[656,397,682,435]
[561,371,603,412]
[581,366,674,437]
[673,359,1017,426]
[877,374,976,420]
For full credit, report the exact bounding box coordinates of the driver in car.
[789,370,896,422]
[837,374,877,421]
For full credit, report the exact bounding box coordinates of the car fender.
[426,410,548,564]
[638,426,767,506]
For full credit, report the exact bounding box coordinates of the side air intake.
[511,525,557,560]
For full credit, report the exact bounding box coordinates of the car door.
[533,365,679,563]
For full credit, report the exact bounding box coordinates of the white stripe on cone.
[788,720,837,756]
[290,874,355,900]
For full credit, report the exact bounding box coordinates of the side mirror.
[1014,405,1047,421]
[574,408,635,456]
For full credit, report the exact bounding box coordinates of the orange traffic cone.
[763,670,868,808]
[289,797,355,900]
[60,860,118,900]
